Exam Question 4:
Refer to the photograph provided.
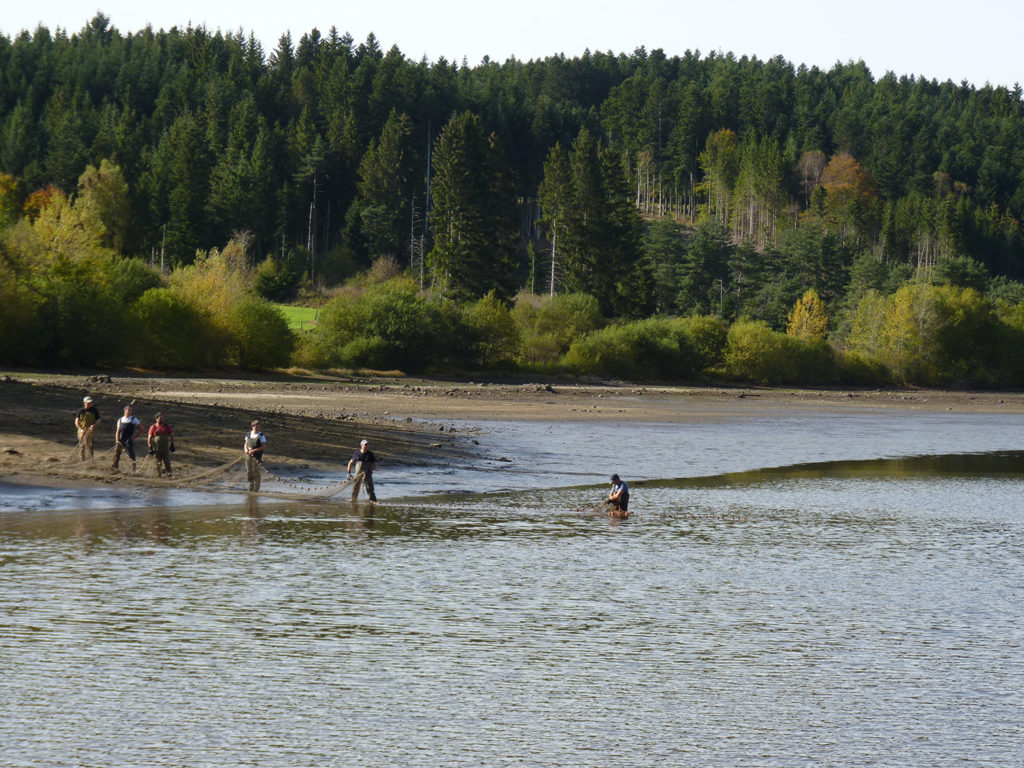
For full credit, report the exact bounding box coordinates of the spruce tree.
[427,111,516,299]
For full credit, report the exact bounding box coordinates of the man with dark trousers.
[347,438,377,502]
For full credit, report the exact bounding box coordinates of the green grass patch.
[274,304,320,332]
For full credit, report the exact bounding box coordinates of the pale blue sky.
[2,1,1020,88]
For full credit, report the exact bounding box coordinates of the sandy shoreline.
[2,369,1024,493]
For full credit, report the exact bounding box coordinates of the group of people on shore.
[74,396,175,476]
[76,394,625,510]
[77,396,377,500]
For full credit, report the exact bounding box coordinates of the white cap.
[360,439,369,446]
[83,396,93,403]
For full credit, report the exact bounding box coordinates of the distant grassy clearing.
[275,304,320,332]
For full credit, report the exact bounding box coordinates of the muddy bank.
[2,370,1023,492]
[0,374,481,493]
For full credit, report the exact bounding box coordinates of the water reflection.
[2,450,1023,766]
[2,451,1023,543]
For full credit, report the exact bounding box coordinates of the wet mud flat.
[3,371,1024,510]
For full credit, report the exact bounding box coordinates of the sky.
[2,0,1021,89]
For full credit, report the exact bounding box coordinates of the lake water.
[2,406,1023,766]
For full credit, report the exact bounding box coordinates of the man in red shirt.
[147,412,175,478]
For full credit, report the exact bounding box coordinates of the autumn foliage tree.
[847,284,1002,385]
[787,289,829,341]
[818,153,881,242]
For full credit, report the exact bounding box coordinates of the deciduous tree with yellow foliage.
[786,289,829,341]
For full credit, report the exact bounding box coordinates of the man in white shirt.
[244,420,267,492]
[112,404,142,472]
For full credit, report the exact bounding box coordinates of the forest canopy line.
[3,13,1024,387]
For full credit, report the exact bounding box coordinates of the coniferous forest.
[4,13,1024,386]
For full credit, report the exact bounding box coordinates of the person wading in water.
[244,420,266,492]
[608,474,630,517]
[347,438,377,502]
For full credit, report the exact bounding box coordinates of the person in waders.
[75,396,101,461]
[147,412,175,477]
[608,474,630,517]
[244,420,266,492]
[112,404,142,472]
[347,438,377,501]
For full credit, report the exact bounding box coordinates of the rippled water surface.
[2,409,1024,766]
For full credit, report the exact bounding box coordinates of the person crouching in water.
[244,420,266,492]
[147,412,175,477]
[347,438,377,501]
[608,474,630,517]
[112,404,142,472]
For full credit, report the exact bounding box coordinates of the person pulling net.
[580,473,633,517]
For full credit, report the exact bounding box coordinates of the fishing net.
[86,440,363,500]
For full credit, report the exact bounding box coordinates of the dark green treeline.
[2,13,1024,276]
[5,14,1024,385]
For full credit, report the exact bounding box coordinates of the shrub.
[0,266,43,364]
[291,333,326,369]
[109,257,163,302]
[30,255,122,366]
[463,292,519,367]
[724,320,792,384]
[168,247,252,329]
[564,326,636,378]
[518,333,563,367]
[314,278,446,371]
[676,315,728,370]
[254,255,302,301]
[514,292,603,366]
[837,349,892,385]
[227,298,295,369]
[131,287,220,368]
[790,338,839,384]
[565,318,700,381]
[535,293,603,347]
[316,245,360,285]
[725,320,837,385]
[337,335,394,369]
[848,284,1002,386]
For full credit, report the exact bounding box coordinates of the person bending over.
[609,474,630,516]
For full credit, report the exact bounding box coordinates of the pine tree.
[427,111,517,299]
[162,111,212,265]
[355,110,413,259]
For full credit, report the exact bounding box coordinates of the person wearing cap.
[75,396,101,461]
[244,420,266,492]
[608,474,630,516]
[147,412,175,478]
[347,439,378,501]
